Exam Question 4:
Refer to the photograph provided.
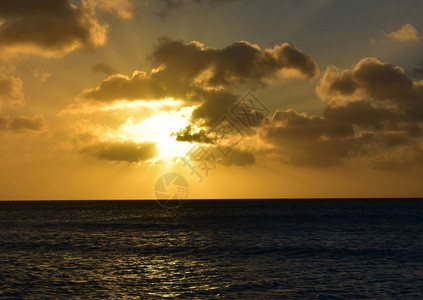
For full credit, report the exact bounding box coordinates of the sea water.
[0,199,422,298]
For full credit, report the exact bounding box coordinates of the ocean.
[0,199,422,298]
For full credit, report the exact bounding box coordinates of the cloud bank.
[79,37,318,126]
[259,57,423,168]
[73,38,423,169]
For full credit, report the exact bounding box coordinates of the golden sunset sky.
[1,0,423,199]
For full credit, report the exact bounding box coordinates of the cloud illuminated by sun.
[117,106,196,161]
[61,98,185,115]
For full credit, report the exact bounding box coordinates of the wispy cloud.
[385,24,419,42]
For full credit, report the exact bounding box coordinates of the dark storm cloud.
[91,63,117,76]
[0,0,107,56]
[0,114,47,133]
[82,141,157,163]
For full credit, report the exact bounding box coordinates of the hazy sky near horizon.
[1,0,423,199]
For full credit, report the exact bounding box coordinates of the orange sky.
[1,0,423,199]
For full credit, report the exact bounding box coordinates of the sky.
[1,0,423,200]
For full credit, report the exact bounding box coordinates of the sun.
[117,106,196,161]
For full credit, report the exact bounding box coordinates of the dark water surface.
[0,199,422,299]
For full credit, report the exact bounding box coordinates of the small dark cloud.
[318,58,417,102]
[8,115,46,131]
[82,141,157,163]
[91,63,117,76]
[412,61,423,79]
[172,125,212,143]
[0,115,9,130]
[353,58,415,101]
[0,73,24,108]
[225,149,255,166]
[0,114,47,133]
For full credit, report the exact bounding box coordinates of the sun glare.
[102,98,185,112]
[117,106,196,160]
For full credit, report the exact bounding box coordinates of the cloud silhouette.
[0,114,47,133]
[91,63,117,76]
[150,38,318,87]
[82,141,157,163]
[173,125,212,143]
